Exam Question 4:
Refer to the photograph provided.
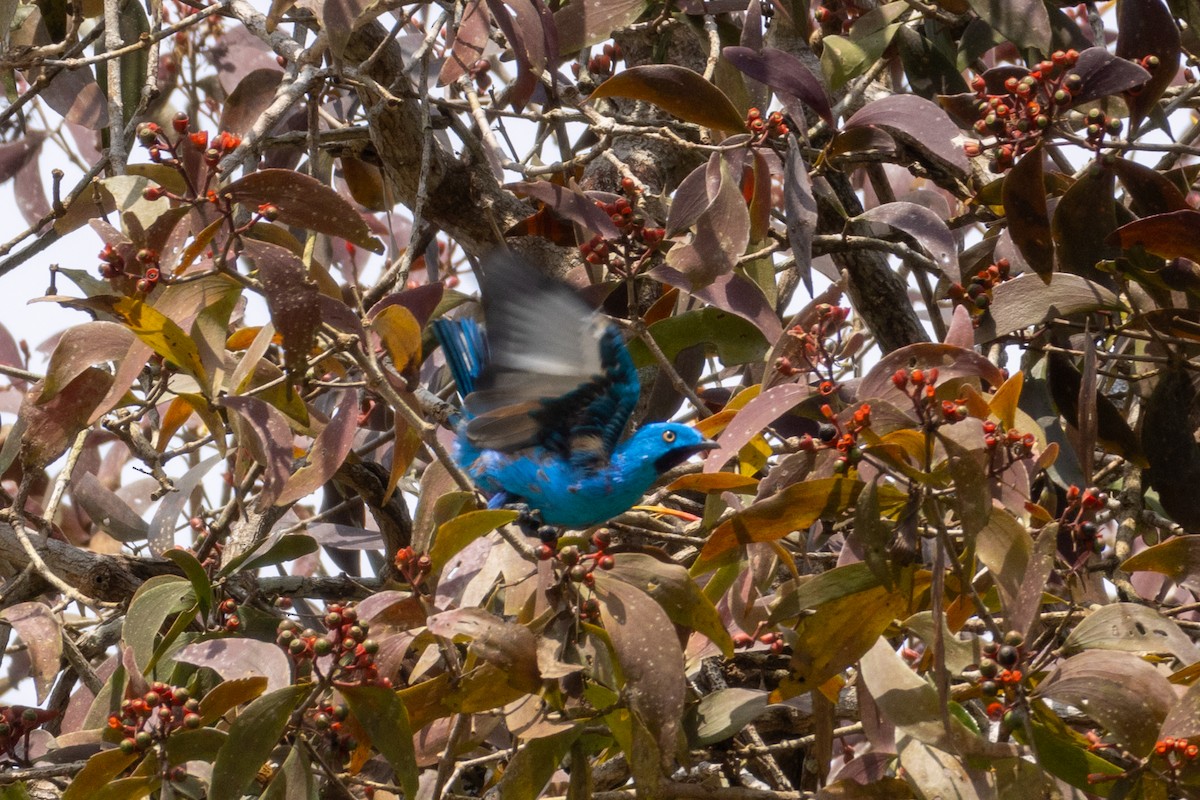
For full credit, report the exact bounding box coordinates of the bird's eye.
[662,430,676,443]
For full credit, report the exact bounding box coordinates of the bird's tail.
[432,317,487,398]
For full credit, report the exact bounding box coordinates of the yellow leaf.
[990,370,1024,429]
[429,509,518,572]
[371,305,423,374]
[667,473,759,493]
[112,297,207,384]
[695,478,862,572]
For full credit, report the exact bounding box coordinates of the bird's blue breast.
[455,439,653,528]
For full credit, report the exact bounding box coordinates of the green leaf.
[492,727,582,799]
[162,548,214,619]
[340,684,419,798]
[627,307,768,368]
[162,727,228,765]
[590,65,745,133]
[121,575,192,673]
[62,749,140,800]
[198,676,269,725]
[209,684,309,800]
[429,509,519,572]
[220,534,318,577]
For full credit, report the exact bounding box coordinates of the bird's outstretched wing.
[436,253,640,461]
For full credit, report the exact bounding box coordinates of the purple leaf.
[19,368,113,470]
[1066,46,1152,106]
[218,69,284,137]
[1002,146,1053,279]
[176,638,292,694]
[147,454,221,553]
[73,472,149,543]
[221,395,294,509]
[508,180,622,239]
[943,304,975,348]
[661,154,750,287]
[665,162,711,238]
[243,240,322,375]
[40,67,108,128]
[652,269,781,344]
[554,0,644,54]
[705,384,812,473]
[1117,0,1181,127]
[41,321,135,404]
[0,602,61,704]
[0,321,28,392]
[307,523,381,550]
[1033,651,1173,756]
[221,169,384,253]
[723,46,833,126]
[784,136,817,295]
[276,390,359,507]
[844,95,969,176]
[855,201,956,276]
[0,132,45,183]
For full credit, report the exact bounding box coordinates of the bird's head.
[625,423,719,475]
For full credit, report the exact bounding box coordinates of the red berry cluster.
[797,402,871,475]
[733,630,788,655]
[745,107,788,144]
[393,546,432,587]
[977,632,1025,719]
[813,1,862,35]
[0,706,56,764]
[963,50,1082,172]
[773,304,852,380]
[1058,485,1108,560]
[540,529,616,587]
[587,42,622,77]
[982,420,1038,482]
[276,603,389,688]
[948,258,1012,323]
[108,683,202,755]
[1082,107,1124,147]
[890,366,971,428]
[579,184,665,276]
[308,702,357,759]
[1154,736,1200,764]
[216,597,241,633]
[468,58,491,90]
[97,244,162,294]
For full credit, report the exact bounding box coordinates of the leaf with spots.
[1033,650,1173,756]
[594,574,686,772]
[427,608,541,692]
[603,552,734,658]
[1063,602,1199,663]
[221,169,383,253]
[19,368,114,470]
[843,94,970,177]
[704,384,811,474]
[243,240,321,375]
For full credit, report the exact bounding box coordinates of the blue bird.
[432,253,717,528]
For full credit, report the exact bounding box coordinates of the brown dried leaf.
[590,64,746,133]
